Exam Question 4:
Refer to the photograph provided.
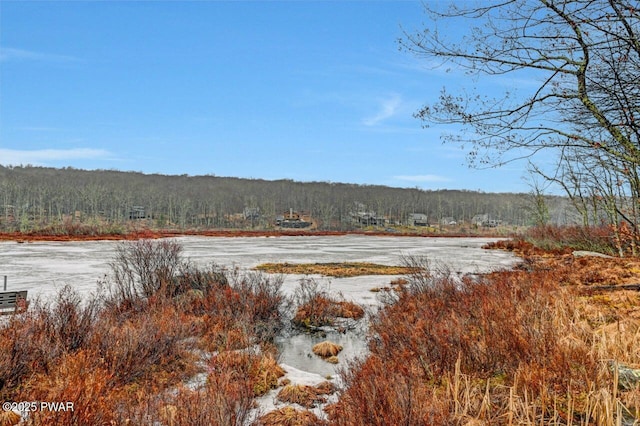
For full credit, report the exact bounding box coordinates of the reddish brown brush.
[327,260,603,424]
[293,295,364,328]
[503,224,621,256]
[162,367,256,426]
[0,240,288,425]
[20,350,118,425]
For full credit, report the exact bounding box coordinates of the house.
[472,214,488,226]
[472,213,501,227]
[409,213,429,227]
[129,206,146,220]
[349,202,385,227]
[352,211,385,226]
[276,209,312,228]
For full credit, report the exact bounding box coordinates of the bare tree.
[402,0,640,250]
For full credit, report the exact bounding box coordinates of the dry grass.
[254,354,287,396]
[325,355,340,364]
[315,381,335,394]
[206,348,286,398]
[257,406,326,426]
[254,262,416,277]
[277,384,324,408]
[0,411,21,426]
[312,341,343,358]
[276,381,336,409]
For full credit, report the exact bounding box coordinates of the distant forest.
[0,165,577,232]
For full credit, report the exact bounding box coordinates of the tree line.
[0,165,570,232]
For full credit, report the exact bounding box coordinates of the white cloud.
[393,174,451,183]
[0,148,112,166]
[0,47,80,63]
[362,94,402,126]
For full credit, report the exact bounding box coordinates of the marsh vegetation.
[2,228,640,424]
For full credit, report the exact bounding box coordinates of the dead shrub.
[19,349,117,425]
[194,269,285,344]
[209,350,284,397]
[173,264,228,295]
[201,320,253,352]
[0,286,99,397]
[120,347,267,425]
[524,224,618,255]
[327,355,437,426]
[0,316,51,396]
[0,239,286,425]
[372,264,589,382]
[334,301,365,320]
[104,239,185,309]
[293,294,335,328]
[91,304,189,385]
[292,278,364,328]
[161,369,255,426]
[230,271,286,342]
[269,381,338,414]
[158,404,179,426]
[390,277,408,286]
[36,284,99,352]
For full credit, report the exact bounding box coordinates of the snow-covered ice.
[0,235,517,303]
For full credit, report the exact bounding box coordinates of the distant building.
[472,213,501,227]
[276,209,312,228]
[348,202,384,226]
[439,216,457,226]
[352,211,385,226]
[409,213,429,227]
[129,206,146,220]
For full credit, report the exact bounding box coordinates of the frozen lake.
[0,235,517,302]
[0,235,518,381]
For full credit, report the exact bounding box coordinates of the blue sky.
[0,1,534,193]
